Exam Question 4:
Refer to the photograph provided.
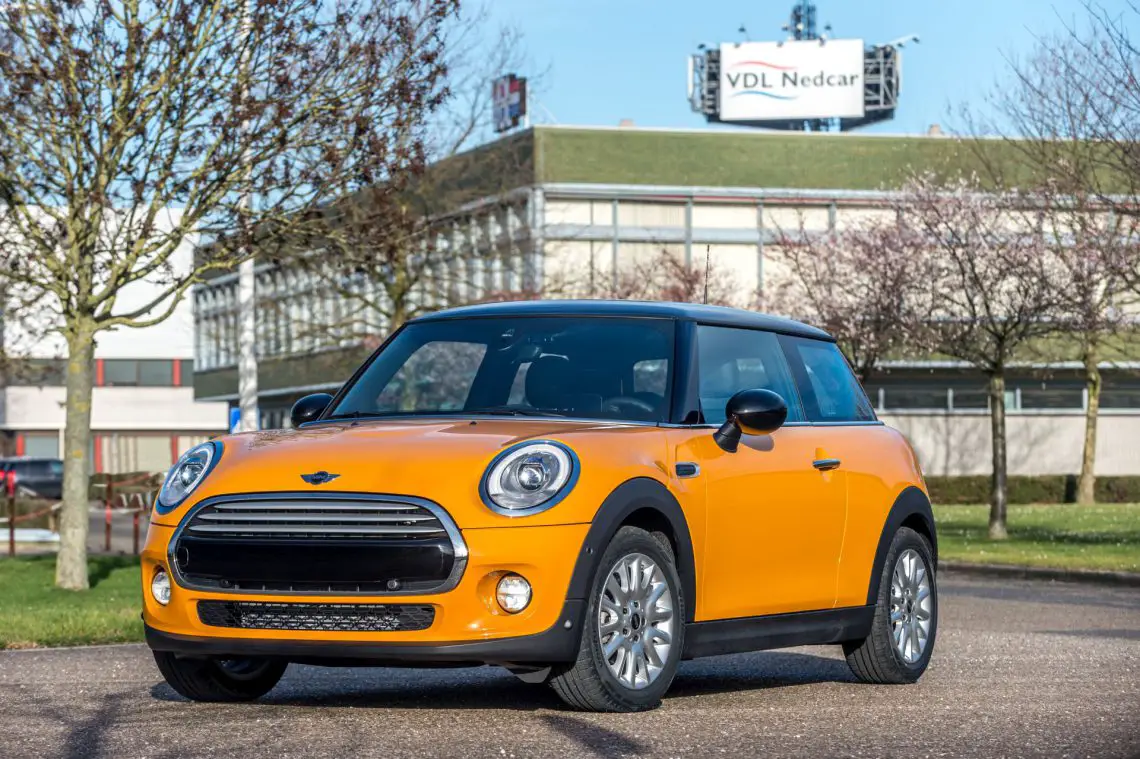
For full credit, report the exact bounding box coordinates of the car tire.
[843,526,937,684]
[550,526,685,712]
[153,652,287,702]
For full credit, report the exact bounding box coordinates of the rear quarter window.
[783,338,876,423]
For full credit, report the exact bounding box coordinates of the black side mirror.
[713,389,788,453]
[290,393,333,428]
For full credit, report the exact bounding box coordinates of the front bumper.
[145,599,585,666]
[142,519,591,664]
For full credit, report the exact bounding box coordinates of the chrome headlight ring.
[479,440,580,517]
[156,441,223,515]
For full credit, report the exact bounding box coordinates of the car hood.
[158,418,668,528]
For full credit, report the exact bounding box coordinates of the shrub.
[926,475,1140,504]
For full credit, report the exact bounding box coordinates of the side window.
[696,326,803,425]
[374,341,487,413]
[785,338,876,422]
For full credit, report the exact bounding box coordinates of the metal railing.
[4,473,159,557]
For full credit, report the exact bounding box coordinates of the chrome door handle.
[812,458,841,471]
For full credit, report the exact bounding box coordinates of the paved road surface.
[86,506,146,555]
[1,573,1137,758]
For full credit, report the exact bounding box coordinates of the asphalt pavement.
[1,572,1137,758]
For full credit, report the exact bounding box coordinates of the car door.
[669,325,846,621]
[778,336,885,609]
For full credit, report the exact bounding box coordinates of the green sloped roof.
[530,126,1039,190]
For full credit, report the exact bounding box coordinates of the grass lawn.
[0,504,1136,649]
[933,503,1140,573]
[0,555,142,649]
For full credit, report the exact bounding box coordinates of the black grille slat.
[198,601,436,632]
[211,502,420,512]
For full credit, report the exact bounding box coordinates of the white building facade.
[190,126,1140,476]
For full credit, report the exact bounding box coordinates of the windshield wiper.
[467,407,568,418]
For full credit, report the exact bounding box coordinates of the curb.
[939,561,1140,588]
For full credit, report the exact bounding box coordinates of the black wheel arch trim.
[565,477,698,623]
[864,485,938,606]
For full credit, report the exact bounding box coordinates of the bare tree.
[1037,189,1137,504]
[276,5,538,349]
[769,217,932,381]
[1048,4,1140,214]
[903,174,1065,539]
[0,0,456,589]
[963,23,1140,505]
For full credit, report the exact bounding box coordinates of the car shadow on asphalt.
[669,650,857,699]
[147,650,855,710]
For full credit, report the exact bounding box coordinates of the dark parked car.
[0,457,64,500]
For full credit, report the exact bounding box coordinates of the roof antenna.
[703,245,711,304]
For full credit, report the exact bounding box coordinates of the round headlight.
[481,441,578,516]
[157,442,221,514]
[151,568,171,606]
[496,574,532,613]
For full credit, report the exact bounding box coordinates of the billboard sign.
[718,39,864,121]
[492,74,527,133]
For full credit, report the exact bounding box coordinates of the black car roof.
[412,300,834,341]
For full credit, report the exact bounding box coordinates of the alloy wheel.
[596,552,675,690]
[890,548,933,664]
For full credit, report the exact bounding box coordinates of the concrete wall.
[882,412,1140,476]
[2,386,227,432]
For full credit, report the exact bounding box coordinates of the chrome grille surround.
[168,492,468,597]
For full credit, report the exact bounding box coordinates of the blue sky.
[483,0,1130,135]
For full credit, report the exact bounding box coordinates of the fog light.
[151,568,171,606]
[496,574,532,613]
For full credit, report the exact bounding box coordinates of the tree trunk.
[987,372,1009,540]
[55,321,97,590]
[1077,347,1101,506]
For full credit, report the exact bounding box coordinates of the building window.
[103,359,176,387]
[1018,382,1083,410]
[7,359,69,386]
[1100,384,1140,409]
[24,432,60,459]
[138,360,174,387]
[103,359,139,386]
[879,386,949,411]
[949,385,989,410]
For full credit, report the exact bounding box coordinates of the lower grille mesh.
[198,601,436,632]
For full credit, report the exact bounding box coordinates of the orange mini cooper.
[144,301,937,712]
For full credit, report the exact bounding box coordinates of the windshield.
[329,316,676,423]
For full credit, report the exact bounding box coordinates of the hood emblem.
[300,471,340,486]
